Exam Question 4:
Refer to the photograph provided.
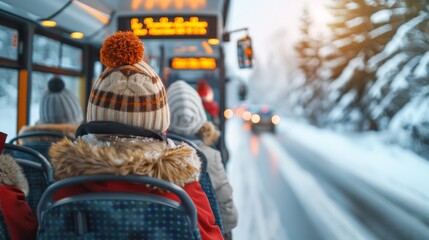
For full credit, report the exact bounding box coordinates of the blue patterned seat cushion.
[22,143,52,162]
[195,150,223,232]
[199,172,223,232]
[0,211,10,240]
[38,200,201,240]
[20,165,49,211]
[4,150,50,212]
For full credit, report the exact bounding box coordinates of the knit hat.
[167,80,207,136]
[87,31,170,132]
[196,80,214,102]
[40,77,83,124]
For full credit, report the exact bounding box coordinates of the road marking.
[227,118,288,240]
[261,134,376,240]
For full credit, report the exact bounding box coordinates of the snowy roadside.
[278,118,429,208]
[226,117,288,240]
[261,134,375,240]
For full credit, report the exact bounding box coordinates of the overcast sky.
[224,0,332,77]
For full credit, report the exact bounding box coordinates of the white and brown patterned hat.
[87,31,170,132]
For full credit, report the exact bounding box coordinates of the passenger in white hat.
[167,80,238,239]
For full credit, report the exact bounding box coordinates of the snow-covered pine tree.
[365,1,429,157]
[325,0,381,80]
[293,6,324,124]
[294,5,322,84]
[364,0,427,127]
[325,0,387,130]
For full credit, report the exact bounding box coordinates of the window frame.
[0,11,96,136]
[0,18,20,69]
[33,28,85,76]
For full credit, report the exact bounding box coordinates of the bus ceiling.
[0,0,231,44]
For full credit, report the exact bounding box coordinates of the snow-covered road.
[227,117,429,240]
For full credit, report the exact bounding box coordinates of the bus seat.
[199,171,223,232]
[3,144,54,211]
[168,134,223,232]
[8,131,74,161]
[0,211,10,240]
[37,175,200,240]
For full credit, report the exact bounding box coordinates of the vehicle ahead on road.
[245,105,280,134]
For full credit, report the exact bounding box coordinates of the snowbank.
[279,118,429,204]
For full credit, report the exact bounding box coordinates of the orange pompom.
[100,31,144,68]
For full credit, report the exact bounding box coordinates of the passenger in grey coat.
[167,80,238,238]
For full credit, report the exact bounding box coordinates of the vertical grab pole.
[83,45,98,114]
[219,46,229,166]
[159,45,166,86]
[17,24,34,133]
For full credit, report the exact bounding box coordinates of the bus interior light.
[41,20,57,27]
[71,32,85,39]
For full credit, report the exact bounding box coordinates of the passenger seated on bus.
[197,80,220,125]
[167,80,238,239]
[19,77,83,144]
[48,31,223,240]
[0,140,37,240]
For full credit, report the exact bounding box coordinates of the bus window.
[0,25,18,60]
[29,72,82,125]
[33,34,61,68]
[0,68,18,138]
[93,61,103,85]
[61,44,83,71]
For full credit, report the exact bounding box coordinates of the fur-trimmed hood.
[197,122,220,146]
[49,135,201,187]
[19,123,78,144]
[0,154,29,195]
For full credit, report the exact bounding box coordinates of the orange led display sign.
[118,15,217,39]
[170,57,217,70]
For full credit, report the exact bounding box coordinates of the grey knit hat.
[39,77,83,124]
[167,80,207,136]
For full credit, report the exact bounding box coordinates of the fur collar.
[49,135,201,187]
[19,123,78,144]
[0,154,29,195]
[197,122,220,146]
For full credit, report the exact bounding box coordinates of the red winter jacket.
[0,185,38,240]
[49,128,223,240]
[53,181,223,240]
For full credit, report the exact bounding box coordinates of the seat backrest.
[37,175,200,240]
[20,142,52,161]
[8,131,74,161]
[8,131,73,145]
[0,211,10,240]
[3,144,54,211]
[167,133,223,232]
